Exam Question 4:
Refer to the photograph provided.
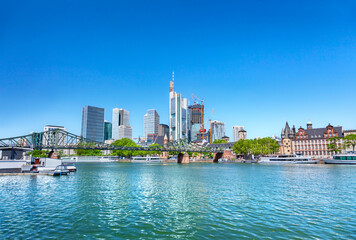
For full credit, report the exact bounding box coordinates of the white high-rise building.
[233,126,245,141]
[169,72,188,141]
[112,108,130,140]
[43,125,66,146]
[112,108,119,139]
[118,125,133,139]
[144,109,160,138]
[211,120,226,142]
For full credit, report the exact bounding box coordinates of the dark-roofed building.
[222,136,230,142]
[0,147,31,160]
[292,122,343,158]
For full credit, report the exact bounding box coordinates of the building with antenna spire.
[169,71,188,141]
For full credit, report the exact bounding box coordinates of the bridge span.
[0,129,226,163]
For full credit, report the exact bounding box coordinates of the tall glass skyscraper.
[81,105,105,142]
[144,109,160,138]
[104,121,112,141]
[112,108,130,139]
[211,120,226,142]
[169,72,188,142]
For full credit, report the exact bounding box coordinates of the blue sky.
[1,0,355,139]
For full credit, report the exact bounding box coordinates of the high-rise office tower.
[144,109,160,138]
[233,126,245,141]
[118,125,132,139]
[81,105,105,142]
[104,121,112,140]
[158,124,169,137]
[188,103,204,142]
[112,108,130,139]
[169,72,188,141]
[211,120,226,142]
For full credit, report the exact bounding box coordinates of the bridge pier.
[213,152,223,163]
[213,150,236,162]
[177,152,189,164]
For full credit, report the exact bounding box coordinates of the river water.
[0,163,355,239]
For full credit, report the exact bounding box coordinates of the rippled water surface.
[1,163,355,239]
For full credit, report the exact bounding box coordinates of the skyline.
[1,1,356,139]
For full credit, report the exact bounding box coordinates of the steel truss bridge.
[0,129,219,153]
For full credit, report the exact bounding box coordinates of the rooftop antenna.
[170,71,175,92]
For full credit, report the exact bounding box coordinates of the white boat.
[324,152,356,164]
[62,162,77,172]
[132,156,163,163]
[23,158,65,173]
[259,154,318,164]
[0,160,29,173]
[49,165,70,176]
[61,156,118,162]
[218,158,233,163]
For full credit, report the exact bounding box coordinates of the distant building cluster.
[40,72,356,161]
[78,72,248,146]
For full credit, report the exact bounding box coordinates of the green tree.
[27,149,49,157]
[112,138,141,158]
[212,139,227,144]
[232,139,253,155]
[232,137,279,156]
[343,134,356,151]
[75,142,102,156]
[256,137,280,155]
[168,151,180,156]
[251,139,262,155]
[327,137,342,153]
[148,143,162,155]
[202,152,213,159]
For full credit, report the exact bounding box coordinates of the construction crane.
[132,137,143,144]
[200,108,213,142]
[191,94,200,105]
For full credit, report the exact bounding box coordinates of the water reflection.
[0,163,355,239]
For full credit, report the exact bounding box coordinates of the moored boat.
[324,152,356,164]
[49,165,70,176]
[259,154,318,164]
[62,162,77,172]
[132,156,163,163]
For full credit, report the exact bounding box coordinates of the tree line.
[27,134,355,158]
[327,134,356,153]
[232,137,280,156]
[72,138,163,158]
